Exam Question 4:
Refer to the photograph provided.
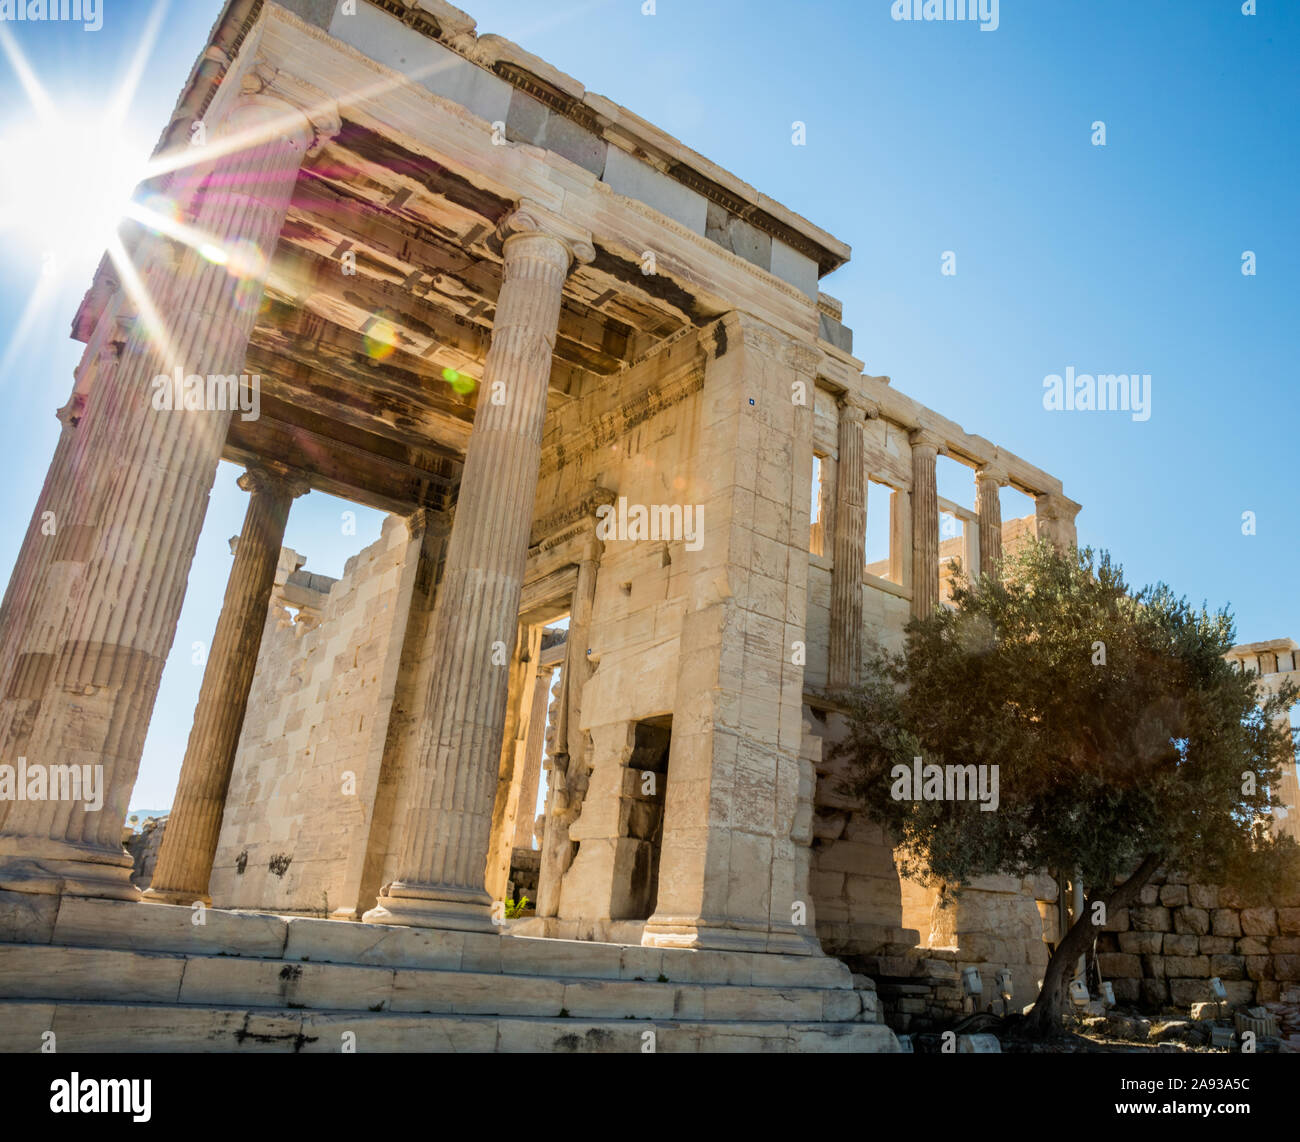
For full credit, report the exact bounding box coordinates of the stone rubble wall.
[123,817,168,889]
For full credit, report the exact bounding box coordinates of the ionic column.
[1034,492,1082,554]
[537,553,600,919]
[484,622,545,901]
[364,207,593,932]
[0,392,86,688]
[909,429,943,618]
[975,462,1009,582]
[0,79,336,902]
[512,665,553,850]
[828,396,868,688]
[144,464,309,905]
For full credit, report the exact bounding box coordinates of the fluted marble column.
[364,207,593,931]
[0,392,85,689]
[144,464,309,905]
[909,429,942,618]
[0,161,209,705]
[512,665,553,850]
[975,462,1009,582]
[537,553,599,919]
[828,396,868,688]
[0,82,335,901]
[485,622,544,902]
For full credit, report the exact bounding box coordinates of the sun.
[0,104,154,281]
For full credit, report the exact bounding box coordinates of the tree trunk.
[1024,853,1161,1038]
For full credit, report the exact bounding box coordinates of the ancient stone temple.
[0,0,1086,1051]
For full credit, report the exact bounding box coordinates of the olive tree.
[838,540,1298,1037]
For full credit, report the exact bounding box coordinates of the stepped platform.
[0,896,898,1052]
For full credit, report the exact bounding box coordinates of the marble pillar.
[364,207,593,931]
[909,429,942,618]
[0,83,335,902]
[144,464,309,905]
[975,462,1009,582]
[828,397,867,689]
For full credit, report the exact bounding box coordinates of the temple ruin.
[1,0,1292,1053]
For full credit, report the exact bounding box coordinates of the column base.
[141,886,212,907]
[361,881,498,933]
[0,837,139,903]
[641,913,821,956]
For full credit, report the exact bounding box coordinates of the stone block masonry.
[1094,869,1300,1011]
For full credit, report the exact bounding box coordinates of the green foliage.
[838,539,1299,899]
[503,895,530,920]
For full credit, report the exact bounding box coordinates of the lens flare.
[442,367,476,395]
[364,318,399,361]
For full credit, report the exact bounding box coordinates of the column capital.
[837,392,878,422]
[976,461,1011,488]
[1034,491,1082,524]
[236,63,341,154]
[908,427,945,453]
[501,201,596,267]
[238,463,311,500]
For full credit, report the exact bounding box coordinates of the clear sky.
[0,0,1295,811]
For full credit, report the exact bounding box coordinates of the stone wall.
[1096,871,1300,1011]
[210,516,416,915]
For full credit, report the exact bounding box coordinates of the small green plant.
[502,895,530,920]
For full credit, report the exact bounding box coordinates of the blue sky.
[0,0,1295,810]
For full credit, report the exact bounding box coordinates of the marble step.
[0,1000,901,1053]
[21,895,851,990]
[0,942,875,1024]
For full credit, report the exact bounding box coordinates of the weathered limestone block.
[1169,978,1212,1007]
[1240,907,1278,936]
[1118,931,1162,955]
[1244,956,1273,981]
[1162,934,1198,957]
[1164,956,1210,978]
[1097,952,1142,979]
[1188,884,1219,911]
[1175,906,1210,935]
[1274,955,1300,982]
[1129,906,1171,932]
[1141,979,1169,1007]
[1159,884,1189,907]
[1102,906,1129,932]
[1198,936,1234,955]
[1211,909,1243,937]
[1278,908,1300,934]
[1209,954,1246,981]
